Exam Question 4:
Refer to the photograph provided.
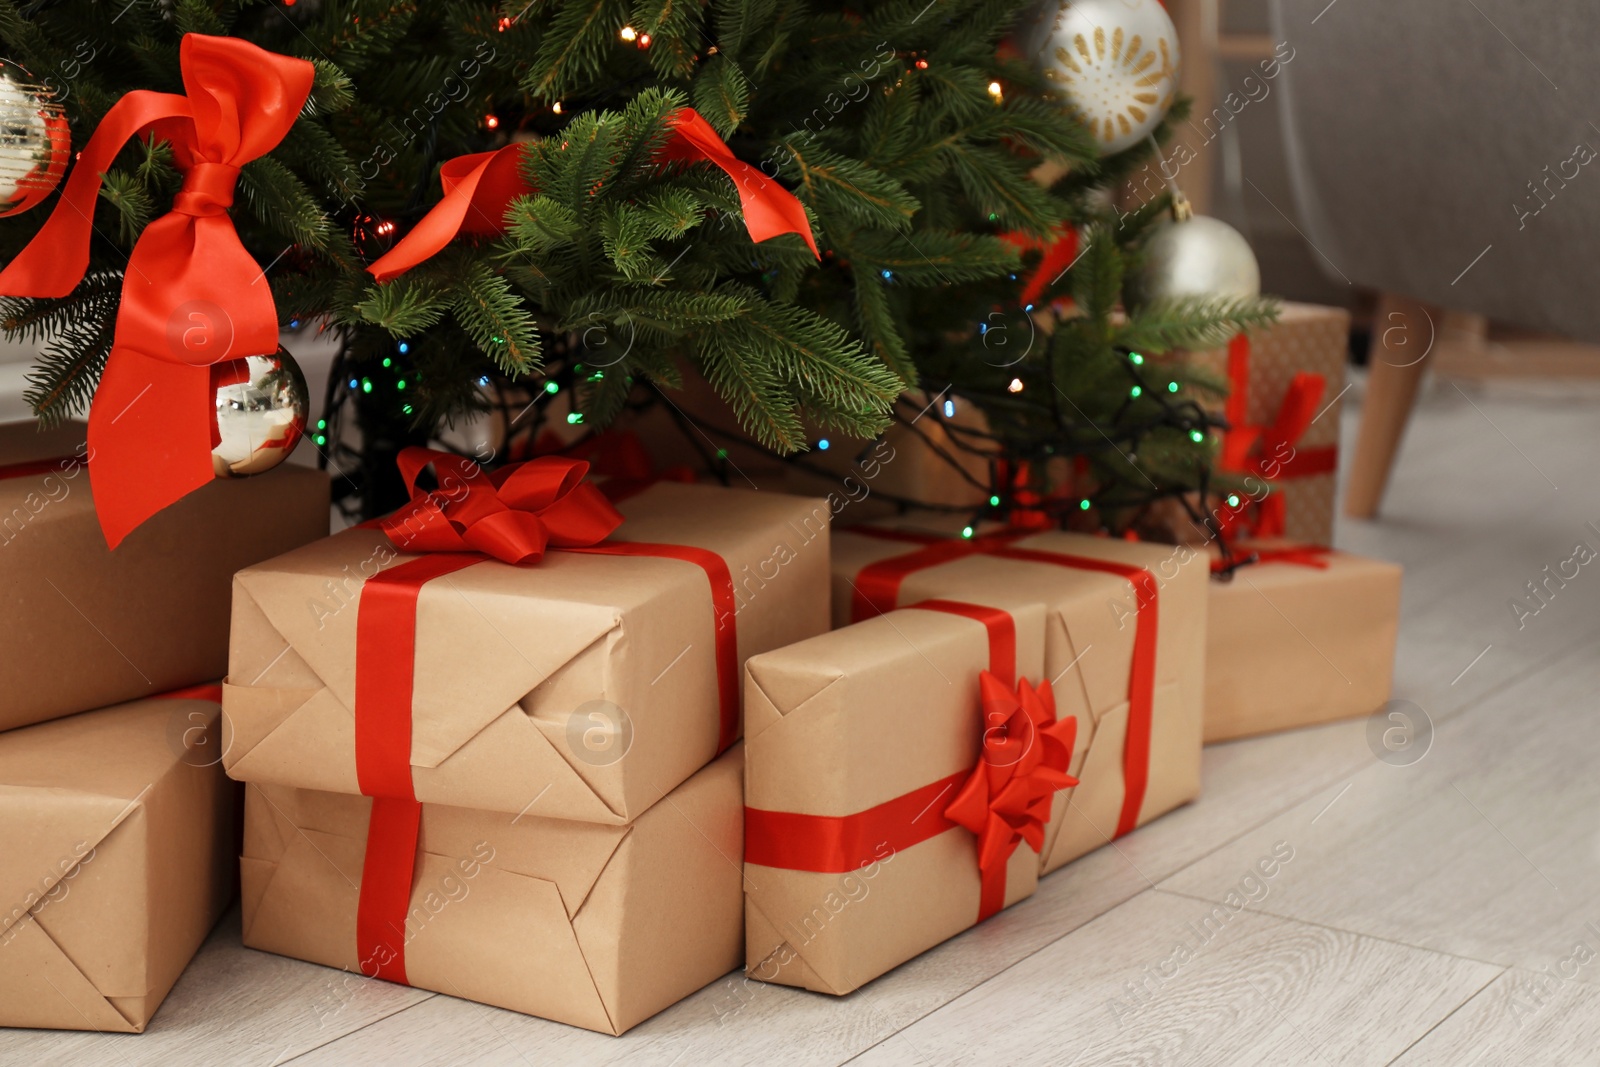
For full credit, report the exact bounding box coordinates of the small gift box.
[0,420,329,731]
[744,595,1074,994]
[1186,302,1351,545]
[223,450,829,824]
[0,690,236,1032]
[1205,541,1402,742]
[832,526,1208,873]
[241,746,743,1035]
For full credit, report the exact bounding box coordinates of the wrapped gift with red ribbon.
[1204,539,1401,742]
[744,593,1078,994]
[831,522,1207,874]
[0,419,328,732]
[226,448,828,1031]
[1190,303,1351,545]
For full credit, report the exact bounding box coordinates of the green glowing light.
[1226,494,1241,507]
[395,380,406,390]
[567,412,584,424]
[1190,430,1205,443]
[1167,381,1179,393]
[382,357,392,368]
[1079,498,1091,511]
[961,526,975,539]
[360,379,372,394]
[989,495,1001,507]
[545,381,559,394]
[402,404,413,415]
[1129,385,1142,398]
[316,419,326,430]
[1129,352,1145,365]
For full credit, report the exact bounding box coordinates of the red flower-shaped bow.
[377,447,623,565]
[0,34,314,548]
[946,672,1079,921]
[367,107,817,283]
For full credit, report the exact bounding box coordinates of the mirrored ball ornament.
[0,59,69,216]
[1140,214,1261,301]
[212,347,310,478]
[1019,0,1181,156]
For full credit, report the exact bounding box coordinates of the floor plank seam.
[274,992,441,1066]
[833,886,1172,1067]
[1381,966,1509,1066]
[1151,888,1511,970]
[1427,621,1600,727]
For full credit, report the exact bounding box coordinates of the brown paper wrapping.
[744,598,1048,995]
[0,421,330,731]
[223,480,828,823]
[832,529,1207,873]
[241,746,743,1035]
[0,694,237,1032]
[1184,302,1351,545]
[1205,544,1401,742]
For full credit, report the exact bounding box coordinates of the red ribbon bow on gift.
[377,446,623,564]
[1217,335,1335,539]
[945,672,1078,921]
[0,34,314,548]
[367,107,817,282]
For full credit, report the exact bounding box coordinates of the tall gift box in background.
[833,528,1207,873]
[226,451,830,1032]
[1205,542,1402,742]
[0,420,330,731]
[744,595,1073,994]
[1185,303,1351,545]
[0,691,236,1032]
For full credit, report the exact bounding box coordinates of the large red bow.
[0,34,314,548]
[377,446,623,564]
[367,107,818,282]
[1217,335,1334,539]
[946,672,1078,921]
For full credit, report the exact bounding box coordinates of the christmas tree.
[0,0,1274,529]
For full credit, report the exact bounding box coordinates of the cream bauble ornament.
[0,59,69,216]
[1140,199,1261,300]
[1020,0,1181,156]
[212,347,310,477]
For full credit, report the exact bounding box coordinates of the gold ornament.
[0,59,69,216]
[212,347,310,477]
[1020,0,1181,156]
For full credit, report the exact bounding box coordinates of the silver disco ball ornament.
[0,59,69,216]
[1019,0,1181,156]
[212,347,310,477]
[1140,210,1261,300]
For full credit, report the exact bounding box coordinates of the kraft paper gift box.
[0,420,330,731]
[240,746,743,1035]
[0,690,236,1032]
[1182,302,1350,546]
[223,478,829,823]
[832,527,1207,873]
[744,596,1075,995]
[1204,542,1402,742]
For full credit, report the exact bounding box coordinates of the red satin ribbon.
[1211,542,1332,574]
[847,527,1159,838]
[351,450,740,980]
[1218,334,1338,538]
[745,599,1074,922]
[367,107,817,283]
[154,682,225,702]
[1000,225,1080,308]
[0,35,314,549]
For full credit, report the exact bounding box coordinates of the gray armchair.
[1270,0,1600,514]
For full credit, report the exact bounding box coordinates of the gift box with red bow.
[743,594,1074,994]
[831,525,1208,874]
[223,449,829,824]
[241,746,743,1036]
[0,688,235,1032]
[1205,540,1401,742]
[1187,302,1351,546]
[0,419,329,732]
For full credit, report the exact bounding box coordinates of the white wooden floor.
[8,372,1600,1065]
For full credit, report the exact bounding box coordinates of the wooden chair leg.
[1343,293,1438,519]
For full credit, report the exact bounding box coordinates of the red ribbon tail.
[357,797,420,985]
[87,351,215,548]
[663,108,819,258]
[368,148,527,281]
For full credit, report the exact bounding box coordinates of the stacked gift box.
[0,420,329,1032]
[222,457,831,1033]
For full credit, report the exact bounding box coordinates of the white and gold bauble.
[1140,199,1261,300]
[0,59,69,216]
[212,346,310,477]
[1020,0,1181,156]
